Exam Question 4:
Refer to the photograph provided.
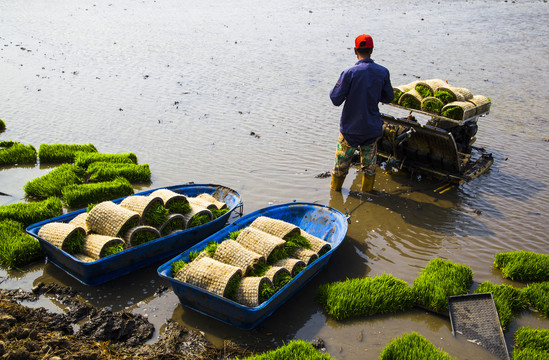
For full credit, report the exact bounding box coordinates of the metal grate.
[448,293,510,360]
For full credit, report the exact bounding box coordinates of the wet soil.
[0,283,253,360]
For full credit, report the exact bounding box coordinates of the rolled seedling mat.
[398,88,423,110]
[157,213,186,236]
[291,248,318,265]
[212,239,264,274]
[434,85,474,104]
[187,197,218,210]
[120,195,167,226]
[181,203,214,228]
[263,266,292,290]
[73,253,97,263]
[272,258,307,277]
[38,222,86,255]
[421,96,444,115]
[175,257,242,299]
[235,227,286,260]
[414,79,447,97]
[149,189,190,214]
[235,276,275,307]
[123,225,161,247]
[86,201,140,237]
[393,81,419,103]
[249,216,301,239]
[82,234,126,260]
[300,230,332,256]
[468,95,491,115]
[68,213,90,234]
[196,193,227,210]
[442,101,477,120]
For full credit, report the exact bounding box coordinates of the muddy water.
[1,0,548,358]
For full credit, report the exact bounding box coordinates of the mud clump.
[0,283,252,360]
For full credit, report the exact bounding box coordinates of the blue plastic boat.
[157,202,348,329]
[26,184,242,285]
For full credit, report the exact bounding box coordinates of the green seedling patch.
[102,242,125,258]
[187,213,211,228]
[513,327,549,360]
[474,281,528,331]
[0,219,44,268]
[172,259,188,277]
[62,177,134,208]
[87,162,151,183]
[143,201,168,227]
[38,143,97,164]
[0,197,63,227]
[0,141,37,166]
[24,164,84,199]
[380,332,456,360]
[233,340,336,360]
[523,281,549,317]
[74,152,137,169]
[494,250,549,282]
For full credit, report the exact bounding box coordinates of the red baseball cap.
[355,34,374,49]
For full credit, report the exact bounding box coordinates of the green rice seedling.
[317,273,414,320]
[211,207,229,219]
[63,230,86,255]
[233,340,336,360]
[274,272,292,290]
[0,219,44,268]
[131,231,159,246]
[523,282,549,317]
[415,84,434,98]
[494,250,549,282]
[159,216,185,236]
[283,233,312,257]
[411,258,473,313]
[38,143,97,164]
[187,213,211,228]
[434,89,456,104]
[187,250,200,262]
[0,119,5,131]
[400,96,421,110]
[87,162,151,183]
[249,261,270,277]
[267,246,288,264]
[474,281,528,331]
[204,241,219,256]
[249,262,291,291]
[86,203,98,212]
[74,152,138,169]
[171,259,188,277]
[421,98,444,114]
[224,273,242,301]
[24,164,84,199]
[393,90,402,104]
[514,327,549,359]
[0,197,63,227]
[165,198,191,215]
[259,280,275,303]
[228,230,241,240]
[0,141,37,166]
[118,217,139,238]
[102,242,125,258]
[441,106,464,120]
[142,202,168,227]
[62,177,135,208]
[292,263,306,277]
[380,332,456,360]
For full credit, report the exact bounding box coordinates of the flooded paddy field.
[1,0,548,359]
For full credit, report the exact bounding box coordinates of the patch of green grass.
[415,84,434,98]
[399,94,421,110]
[0,119,5,131]
[159,216,185,236]
[273,272,292,291]
[441,106,464,120]
[74,152,137,169]
[63,230,86,255]
[204,241,219,256]
[434,89,456,104]
[259,280,275,303]
[228,230,241,240]
[0,219,44,268]
[411,258,473,313]
[187,251,200,262]
[380,332,456,360]
[523,282,549,317]
[224,273,242,301]
[318,273,414,321]
[211,207,229,219]
[474,281,528,331]
[267,247,288,264]
[118,217,139,238]
[102,242,125,258]
[187,213,211,228]
[421,98,444,114]
[38,143,97,164]
[513,327,549,359]
[171,259,188,277]
[393,90,402,104]
[494,251,549,282]
[0,141,37,166]
[62,177,135,208]
[87,162,151,183]
[0,197,63,227]
[24,164,84,199]
[232,340,336,360]
[283,233,312,256]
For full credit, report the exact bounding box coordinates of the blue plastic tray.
[26,184,242,286]
[157,202,348,329]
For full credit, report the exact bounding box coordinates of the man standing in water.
[330,34,394,193]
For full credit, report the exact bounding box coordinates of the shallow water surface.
[1,0,548,359]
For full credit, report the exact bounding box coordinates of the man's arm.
[380,71,394,104]
[330,70,351,106]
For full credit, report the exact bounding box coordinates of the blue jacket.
[330,58,393,146]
